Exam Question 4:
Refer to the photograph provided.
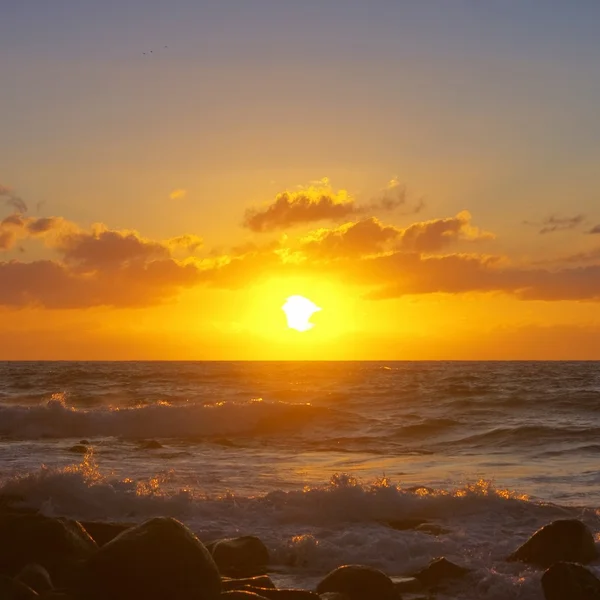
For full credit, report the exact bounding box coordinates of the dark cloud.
[588,224,600,234]
[243,179,423,232]
[0,184,27,214]
[524,214,585,234]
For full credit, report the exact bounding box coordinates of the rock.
[139,440,163,449]
[541,561,600,600]
[0,515,97,586]
[316,565,398,600]
[66,445,88,454]
[211,536,270,577]
[79,521,133,546]
[508,519,598,567]
[15,565,53,594]
[412,557,469,588]
[0,575,39,600]
[318,594,350,600]
[78,440,90,445]
[222,576,275,591]
[77,516,221,600]
[241,588,318,599]
[220,593,269,599]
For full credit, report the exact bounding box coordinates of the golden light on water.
[282,295,321,332]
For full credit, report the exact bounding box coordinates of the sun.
[282,295,321,332]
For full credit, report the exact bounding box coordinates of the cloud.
[0,184,27,214]
[0,214,64,251]
[169,189,187,201]
[524,214,585,234]
[165,234,203,253]
[0,220,205,308]
[300,211,494,259]
[243,178,422,232]
[588,224,600,234]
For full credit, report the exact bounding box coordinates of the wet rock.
[318,594,350,600]
[541,561,600,600]
[15,565,53,594]
[66,445,88,454]
[211,536,270,577]
[508,519,598,567]
[241,588,318,599]
[77,516,221,600]
[0,515,97,586]
[0,575,39,600]
[222,576,275,591]
[139,440,163,449]
[316,565,397,600]
[79,521,133,546]
[78,440,90,445]
[220,592,269,599]
[412,557,469,588]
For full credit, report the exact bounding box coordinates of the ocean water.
[1,360,599,599]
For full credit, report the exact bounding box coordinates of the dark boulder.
[222,576,275,591]
[0,515,96,586]
[211,536,269,577]
[15,564,53,594]
[316,565,398,600]
[318,594,350,600]
[412,557,469,588]
[541,561,600,600]
[508,519,598,567]
[67,445,88,454]
[77,517,221,600]
[79,522,132,546]
[0,575,39,600]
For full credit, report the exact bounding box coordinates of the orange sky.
[2,3,600,359]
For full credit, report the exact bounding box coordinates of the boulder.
[211,536,270,577]
[411,557,469,588]
[66,445,88,454]
[541,561,600,600]
[0,575,39,600]
[79,521,133,546]
[0,515,97,586]
[316,565,398,600]
[77,517,221,600]
[222,576,275,591]
[318,594,350,600]
[15,564,53,594]
[508,519,598,567]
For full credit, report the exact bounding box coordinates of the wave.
[446,424,600,449]
[2,456,598,600]
[0,396,349,440]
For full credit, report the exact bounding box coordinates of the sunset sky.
[2,1,600,359]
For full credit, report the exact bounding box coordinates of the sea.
[0,360,599,599]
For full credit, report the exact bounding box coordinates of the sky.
[1,1,600,359]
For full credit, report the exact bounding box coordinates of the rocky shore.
[0,504,598,600]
